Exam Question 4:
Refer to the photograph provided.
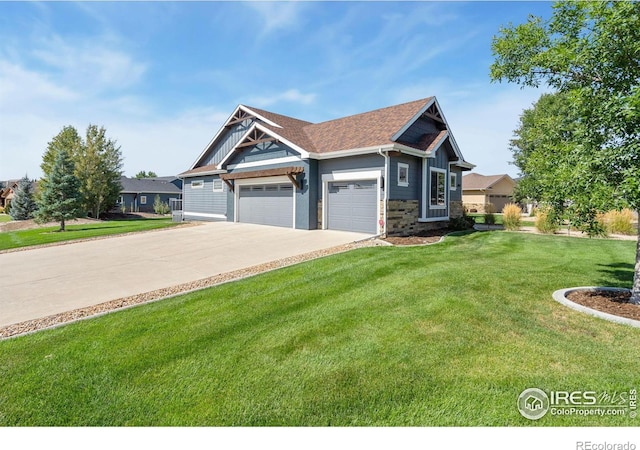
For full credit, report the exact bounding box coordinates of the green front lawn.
[0,232,637,426]
[0,214,11,223]
[0,218,181,251]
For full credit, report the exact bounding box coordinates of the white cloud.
[30,34,147,92]
[246,89,317,108]
[244,2,307,36]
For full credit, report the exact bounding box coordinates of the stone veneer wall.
[386,200,449,236]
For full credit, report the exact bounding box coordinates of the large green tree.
[491,0,640,303]
[9,175,38,221]
[35,147,83,231]
[42,125,123,218]
[75,125,123,218]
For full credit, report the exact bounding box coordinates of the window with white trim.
[191,180,204,189]
[397,163,409,187]
[450,173,457,191]
[212,179,223,192]
[429,168,447,209]
[140,196,147,205]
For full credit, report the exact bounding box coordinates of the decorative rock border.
[552,286,640,328]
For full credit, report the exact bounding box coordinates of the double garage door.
[238,183,293,228]
[237,179,378,233]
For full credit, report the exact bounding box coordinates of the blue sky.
[0,1,553,181]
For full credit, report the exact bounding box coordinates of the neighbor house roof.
[462,173,515,191]
[119,176,181,194]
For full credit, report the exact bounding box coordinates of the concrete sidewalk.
[0,222,370,327]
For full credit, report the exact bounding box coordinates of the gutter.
[378,148,389,236]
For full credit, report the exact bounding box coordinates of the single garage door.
[327,180,377,234]
[238,183,294,228]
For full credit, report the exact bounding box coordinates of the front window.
[140,196,147,205]
[430,168,446,209]
[397,163,409,187]
[212,179,223,192]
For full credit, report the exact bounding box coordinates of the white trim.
[227,156,302,170]
[140,195,147,205]
[241,106,282,129]
[234,175,296,229]
[397,162,409,187]
[321,170,382,232]
[391,97,436,141]
[212,179,224,192]
[218,122,310,169]
[311,145,395,160]
[418,216,449,223]
[183,212,227,220]
[190,180,204,189]
[188,106,240,170]
[450,172,457,191]
[429,167,447,210]
[181,168,227,178]
[421,159,428,220]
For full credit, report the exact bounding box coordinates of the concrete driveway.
[0,222,371,328]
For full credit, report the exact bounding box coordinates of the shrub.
[502,203,522,231]
[484,212,496,225]
[450,214,475,231]
[153,195,171,215]
[535,207,559,234]
[0,206,4,214]
[599,209,635,235]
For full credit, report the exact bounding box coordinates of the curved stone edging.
[552,286,640,328]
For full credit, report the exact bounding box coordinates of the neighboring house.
[117,176,182,213]
[462,173,516,213]
[178,97,474,236]
[1,179,38,210]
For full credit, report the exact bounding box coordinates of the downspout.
[378,148,389,237]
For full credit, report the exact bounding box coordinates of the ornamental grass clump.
[535,207,559,234]
[599,209,636,235]
[502,203,522,231]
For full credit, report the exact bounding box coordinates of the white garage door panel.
[327,180,377,234]
[238,184,293,228]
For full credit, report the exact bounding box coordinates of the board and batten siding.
[423,144,452,220]
[397,116,440,146]
[183,176,227,219]
[449,167,463,203]
[200,120,252,167]
[388,155,420,201]
[318,154,384,193]
[227,141,300,166]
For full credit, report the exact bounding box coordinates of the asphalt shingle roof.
[119,176,181,194]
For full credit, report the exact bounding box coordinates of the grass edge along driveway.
[0,218,181,251]
[0,231,638,426]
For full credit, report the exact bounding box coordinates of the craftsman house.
[178,97,474,236]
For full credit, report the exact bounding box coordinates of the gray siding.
[449,166,463,202]
[117,192,180,213]
[201,120,252,167]
[388,155,420,201]
[423,146,451,220]
[318,154,384,192]
[183,176,227,217]
[227,141,299,166]
[397,116,440,145]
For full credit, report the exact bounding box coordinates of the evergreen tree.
[9,175,38,220]
[35,148,83,231]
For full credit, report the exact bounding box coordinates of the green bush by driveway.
[0,232,637,426]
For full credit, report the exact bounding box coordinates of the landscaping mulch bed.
[567,289,640,321]
[382,228,453,246]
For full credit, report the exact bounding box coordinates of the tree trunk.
[60,217,65,232]
[631,209,640,305]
